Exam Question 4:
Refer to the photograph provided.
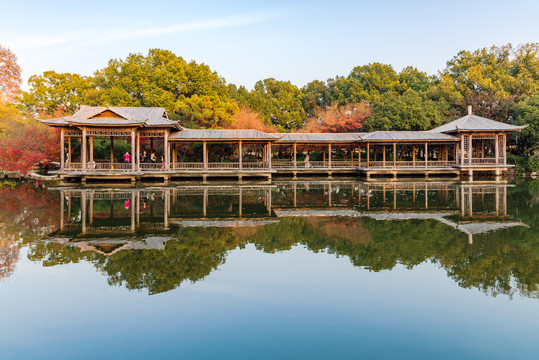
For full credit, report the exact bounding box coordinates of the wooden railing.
[366,160,456,168]
[471,158,497,164]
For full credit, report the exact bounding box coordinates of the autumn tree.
[301,103,371,133]
[226,107,277,132]
[0,45,22,104]
[0,104,59,173]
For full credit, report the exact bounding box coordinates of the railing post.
[60,128,65,170]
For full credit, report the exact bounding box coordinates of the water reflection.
[4,180,538,297]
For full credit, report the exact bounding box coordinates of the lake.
[0,179,537,359]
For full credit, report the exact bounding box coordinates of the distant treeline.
[19,43,539,168]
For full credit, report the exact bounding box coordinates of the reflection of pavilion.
[51,181,527,254]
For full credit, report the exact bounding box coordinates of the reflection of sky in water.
[2,245,537,359]
[0,180,538,358]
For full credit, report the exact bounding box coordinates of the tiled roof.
[170,129,279,140]
[39,105,180,128]
[431,114,527,132]
[275,133,365,142]
[361,131,458,141]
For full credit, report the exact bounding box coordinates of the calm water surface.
[0,180,537,359]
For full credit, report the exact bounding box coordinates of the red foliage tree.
[225,107,278,132]
[0,105,60,173]
[0,45,22,104]
[301,103,371,133]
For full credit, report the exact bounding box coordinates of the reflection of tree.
[12,181,539,298]
[0,182,60,279]
[0,235,19,280]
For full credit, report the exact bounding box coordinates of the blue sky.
[1,0,538,89]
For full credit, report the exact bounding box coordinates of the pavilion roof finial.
[468,105,472,115]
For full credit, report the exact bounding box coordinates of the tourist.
[305,153,310,168]
[150,151,157,163]
[123,151,131,163]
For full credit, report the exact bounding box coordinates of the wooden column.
[131,130,136,172]
[495,133,499,164]
[172,143,177,169]
[412,144,416,167]
[164,130,169,170]
[424,142,428,168]
[503,134,506,165]
[328,144,332,169]
[81,129,87,170]
[239,140,243,169]
[89,136,94,167]
[382,144,386,167]
[293,143,297,169]
[60,128,65,170]
[366,143,370,168]
[268,142,272,169]
[469,134,473,164]
[68,137,72,166]
[460,135,464,165]
[136,132,140,170]
[110,136,114,166]
[393,142,396,168]
[203,141,208,169]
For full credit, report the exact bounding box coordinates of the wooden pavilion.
[40,105,526,184]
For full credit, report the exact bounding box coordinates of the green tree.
[431,43,539,121]
[21,71,97,114]
[511,92,539,160]
[248,78,306,130]
[364,90,448,131]
[300,80,332,117]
